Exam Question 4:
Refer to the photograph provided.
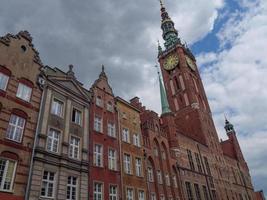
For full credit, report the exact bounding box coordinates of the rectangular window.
[165,174,170,186]
[194,183,202,200]
[151,193,156,200]
[94,144,103,167]
[69,136,80,159]
[109,185,117,200]
[211,190,217,200]
[47,128,60,153]
[195,153,203,173]
[124,154,131,174]
[157,170,162,184]
[108,122,116,137]
[94,182,103,200]
[133,134,141,147]
[94,116,102,133]
[135,157,142,177]
[108,149,117,170]
[0,72,9,91]
[185,182,194,200]
[202,185,209,200]
[72,108,82,125]
[138,190,145,200]
[187,149,195,171]
[96,96,103,107]
[6,114,25,142]
[51,99,64,117]
[0,159,16,191]
[204,157,211,175]
[16,83,32,102]
[107,102,114,112]
[67,176,77,200]
[126,188,134,200]
[122,128,130,143]
[147,167,154,182]
[172,175,177,188]
[41,171,55,198]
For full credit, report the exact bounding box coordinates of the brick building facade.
[116,97,147,200]
[89,66,121,200]
[0,31,43,200]
[0,1,265,199]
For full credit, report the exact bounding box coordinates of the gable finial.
[102,64,105,72]
[159,0,164,8]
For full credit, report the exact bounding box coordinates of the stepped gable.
[0,30,43,66]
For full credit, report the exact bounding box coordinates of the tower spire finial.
[155,65,171,115]
[158,0,181,49]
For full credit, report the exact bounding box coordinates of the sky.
[0,0,266,196]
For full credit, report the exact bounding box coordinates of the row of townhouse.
[0,31,175,200]
[0,31,264,200]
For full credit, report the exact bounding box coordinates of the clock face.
[186,55,196,71]
[163,54,179,71]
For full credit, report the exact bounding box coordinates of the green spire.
[156,65,171,114]
[159,0,181,49]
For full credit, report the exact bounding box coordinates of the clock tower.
[157,0,220,146]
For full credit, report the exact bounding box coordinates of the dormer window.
[96,96,103,107]
[0,72,9,91]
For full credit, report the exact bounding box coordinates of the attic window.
[21,45,27,52]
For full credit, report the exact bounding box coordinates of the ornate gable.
[91,65,113,95]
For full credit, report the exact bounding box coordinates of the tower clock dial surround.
[163,54,179,71]
[185,55,196,71]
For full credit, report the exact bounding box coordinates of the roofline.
[115,96,141,113]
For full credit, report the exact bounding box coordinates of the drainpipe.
[197,145,213,200]
[25,78,46,200]
[116,106,123,200]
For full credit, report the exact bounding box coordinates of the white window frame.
[108,122,116,138]
[138,190,145,200]
[72,108,82,125]
[94,116,102,133]
[122,128,130,143]
[51,98,64,117]
[172,175,178,188]
[46,128,60,153]
[67,176,77,200]
[126,187,134,200]
[151,193,156,200]
[135,157,142,177]
[94,182,103,200]
[94,144,103,167]
[147,167,154,182]
[157,170,162,184]
[107,101,114,112]
[109,185,118,200]
[108,149,117,171]
[165,174,170,186]
[133,134,141,147]
[0,72,9,91]
[96,96,103,107]
[6,114,25,143]
[69,136,80,159]
[124,153,131,174]
[0,158,17,192]
[16,82,32,102]
[41,171,55,198]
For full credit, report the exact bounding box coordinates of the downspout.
[25,80,46,200]
[116,106,123,200]
[197,145,213,200]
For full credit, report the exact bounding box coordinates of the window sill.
[0,189,14,193]
[5,137,22,144]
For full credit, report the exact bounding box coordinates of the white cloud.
[199,0,267,191]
